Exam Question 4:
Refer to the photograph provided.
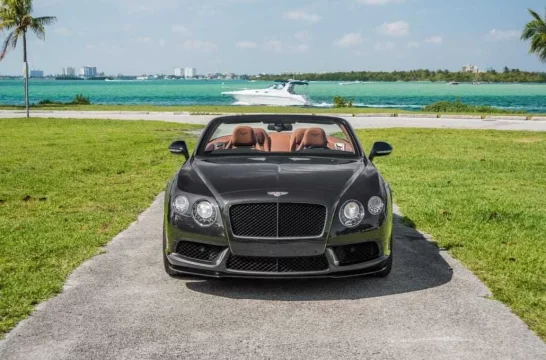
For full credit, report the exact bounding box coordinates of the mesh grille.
[229,203,326,238]
[332,242,379,266]
[175,241,226,262]
[227,255,329,273]
[278,203,326,237]
[230,203,277,237]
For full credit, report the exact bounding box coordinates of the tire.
[374,238,393,278]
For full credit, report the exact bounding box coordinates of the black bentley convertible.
[164,115,394,278]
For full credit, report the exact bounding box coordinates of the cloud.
[135,36,152,43]
[262,41,309,53]
[120,0,179,14]
[294,30,309,41]
[172,25,191,36]
[407,41,419,48]
[236,41,258,49]
[358,0,404,4]
[292,44,309,53]
[183,40,217,51]
[284,10,321,23]
[263,40,284,52]
[54,28,71,36]
[333,32,365,48]
[159,39,167,48]
[425,35,443,44]
[374,41,395,52]
[378,21,409,36]
[486,29,520,41]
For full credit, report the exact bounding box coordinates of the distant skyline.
[0,0,545,75]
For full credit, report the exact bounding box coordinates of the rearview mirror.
[267,123,293,132]
[169,140,189,160]
[369,141,393,161]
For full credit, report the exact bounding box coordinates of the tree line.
[256,68,546,83]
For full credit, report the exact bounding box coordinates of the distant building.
[80,66,97,78]
[30,69,44,78]
[184,67,197,78]
[62,67,76,77]
[174,68,183,77]
[462,64,479,73]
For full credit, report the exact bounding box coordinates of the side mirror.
[369,141,393,161]
[169,140,190,160]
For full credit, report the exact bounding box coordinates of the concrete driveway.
[1,195,544,360]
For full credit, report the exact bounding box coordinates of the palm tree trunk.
[23,31,29,118]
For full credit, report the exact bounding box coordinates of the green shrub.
[422,98,524,114]
[71,94,91,105]
[38,99,63,105]
[333,96,354,108]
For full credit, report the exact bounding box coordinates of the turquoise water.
[1,79,546,112]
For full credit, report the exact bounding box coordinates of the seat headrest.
[231,126,257,147]
[291,128,306,144]
[253,128,267,145]
[302,127,328,148]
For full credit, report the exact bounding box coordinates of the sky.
[0,0,545,75]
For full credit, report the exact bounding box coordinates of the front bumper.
[165,240,390,279]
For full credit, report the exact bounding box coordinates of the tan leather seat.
[289,128,307,151]
[225,126,257,149]
[253,128,270,151]
[298,128,329,150]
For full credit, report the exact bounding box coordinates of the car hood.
[192,157,364,198]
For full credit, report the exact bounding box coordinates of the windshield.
[201,119,357,156]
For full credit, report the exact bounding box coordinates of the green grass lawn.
[0,120,545,341]
[357,128,546,339]
[0,118,201,337]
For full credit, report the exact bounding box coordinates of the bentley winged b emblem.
[267,192,289,197]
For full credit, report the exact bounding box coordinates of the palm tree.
[521,8,546,63]
[0,0,56,118]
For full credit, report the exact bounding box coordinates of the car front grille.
[175,241,226,262]
[226,255,329,273]
[229,203,326,238]
[332,242,380,266]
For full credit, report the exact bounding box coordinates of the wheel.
[374,238,393,278]
[163,227,178,277]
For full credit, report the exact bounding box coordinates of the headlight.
[192,200,217,227]
[368,196,385,216]
[173,195,189,214]
[339,200,365,228]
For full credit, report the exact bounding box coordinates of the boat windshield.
[201,120,358,156]
[268,83,285,90]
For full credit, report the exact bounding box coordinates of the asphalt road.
[1,110,546,131]
[1,195,544,360]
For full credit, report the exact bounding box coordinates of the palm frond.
[33,16,57,27]
[29,21,44,40]
[0,19,17,32]
[0,29,14,60]
[527,8,544,23]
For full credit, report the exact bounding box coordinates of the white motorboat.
[448,81,460,85]
[222,80,312,106]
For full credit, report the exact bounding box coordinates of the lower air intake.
[176,241,226,262]
[227,255,329,273]
[332,242,380,266]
